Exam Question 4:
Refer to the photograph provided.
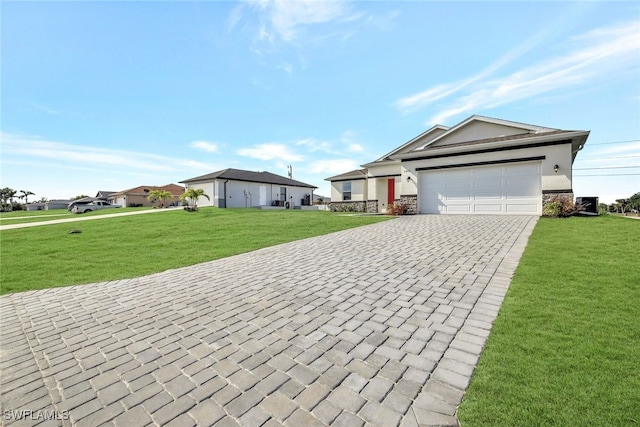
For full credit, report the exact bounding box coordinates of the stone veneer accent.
[399,194,418,215]
[367,200,378,213]
[329,201,367,212]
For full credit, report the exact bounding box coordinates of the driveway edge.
[406,216,539,427]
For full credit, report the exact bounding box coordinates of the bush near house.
[542,195,585,218]
[387,202,409,216]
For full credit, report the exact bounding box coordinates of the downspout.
[223,180,229,208]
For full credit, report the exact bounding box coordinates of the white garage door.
[419,162,541,215]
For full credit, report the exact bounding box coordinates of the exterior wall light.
[406,176,411,182]
[554,164,559,173]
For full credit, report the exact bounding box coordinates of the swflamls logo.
[3,409,69,421]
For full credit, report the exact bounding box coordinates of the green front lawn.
[0,208,390,294]
[0,207,153,224]
[458,216,640,426]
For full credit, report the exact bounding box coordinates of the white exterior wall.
[330,179,367,202]
[432,122,529,147]
[351,180,367,201]
[402,143,573,192]
[186,182,216,207]
[187,180,313,208]
[330,182,343,202]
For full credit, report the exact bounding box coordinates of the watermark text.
[3,409,69,421]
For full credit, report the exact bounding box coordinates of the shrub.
[542,195,585,218]
[387,202,409,216]
[598,203,609,216]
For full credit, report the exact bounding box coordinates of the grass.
[457,215,640,426]
[0,207,153,224]
[0,208,390,294]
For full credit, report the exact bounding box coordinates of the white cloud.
[235,0,371,71]
[309,159,360,175]
[0,132,216,199]
[250,0,352,43]
[395,21,556,115]
[1,132,212,173]
[294,132,366,155]
[236,143,304,162]
[190,140,221,153]
[295,137,336,154]
[347,143,364,153]
[33,103,60,115]
[395,20,640,126]
[589,141,640,156]
[340,131,365,153]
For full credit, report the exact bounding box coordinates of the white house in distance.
[180,168,317,209]
[326,115,590,215]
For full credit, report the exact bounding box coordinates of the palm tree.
[179,188,210,211]
[147,190,175,208]
[19,190,35,209]
[1,187,17,211]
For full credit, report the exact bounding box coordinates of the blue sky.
[2,1,639,204]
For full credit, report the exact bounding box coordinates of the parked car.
[72,200,122,213]
[68,201,91,211]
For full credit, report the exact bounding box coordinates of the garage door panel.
[445,204,472,213]
[474,204,504,213]
[474,167,503,178]
[506,177,539,198]
[475,177,503,198]
[419,162,541,215]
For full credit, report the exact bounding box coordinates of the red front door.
[387,178,395,205]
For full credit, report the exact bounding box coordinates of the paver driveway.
[0,215,537,427]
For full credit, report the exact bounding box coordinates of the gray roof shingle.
[180,168,316,188]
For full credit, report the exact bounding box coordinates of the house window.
[343,181,352,201]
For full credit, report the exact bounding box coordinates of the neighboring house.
[45,200,73,210]
[95,190,115,200]
[326,115,590,215]
[27,203,45,211]
[180,168,317,209]
[109,184,184,208]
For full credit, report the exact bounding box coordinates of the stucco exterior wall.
[186,182,216,207]
[432,122,528,147]
[330,179,367,202]
[187,180,313,208]
[112,194,180,208]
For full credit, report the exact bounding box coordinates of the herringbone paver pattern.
[0,215,537,426]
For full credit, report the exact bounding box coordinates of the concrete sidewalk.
[0,207,181,231]
[0,215,537,426]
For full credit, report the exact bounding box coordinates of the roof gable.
[324,169,368,182]
[422,115,558,149]
[374,125,449,162]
